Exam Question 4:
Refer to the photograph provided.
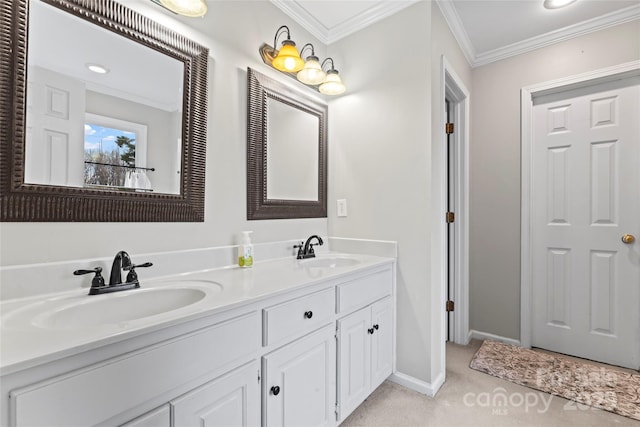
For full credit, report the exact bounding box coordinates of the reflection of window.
[83,113,147,189]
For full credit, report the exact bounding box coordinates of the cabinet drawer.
[337,268,392,314]
[263,287,335,346]
[11,312,259,427]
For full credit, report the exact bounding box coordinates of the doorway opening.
[445,98,455,341]
[442,58,470,346]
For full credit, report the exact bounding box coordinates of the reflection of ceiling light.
[86,63,109,74]
[543,0,578,9]
[154,0,207,17]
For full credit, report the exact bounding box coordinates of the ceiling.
[270,0,640,67]
[30,0,183,111]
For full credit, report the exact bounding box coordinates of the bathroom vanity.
[0,250,396,426]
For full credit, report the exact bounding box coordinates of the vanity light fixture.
[543,0,578,9]
[86,63,109,74]
[297,44,326,85]
[271,25,305,72]
[149,0,207,17]
[258,27,347,96]
[319,58,346,96]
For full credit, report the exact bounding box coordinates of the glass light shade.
[160,0,207,17]
[297,56,326,85]
[319,70,346,95]
[272,42,305,72]
[543,0,577,9]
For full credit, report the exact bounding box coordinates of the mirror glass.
[247,68,327,220]
[1,0,209,222]
[25,0,183,194]
[266,98,319,201]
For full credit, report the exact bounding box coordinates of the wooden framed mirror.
[247,68,327,220]
[0,0,209,221]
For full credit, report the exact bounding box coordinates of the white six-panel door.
[531,81,640,369]
[25,65,85,187]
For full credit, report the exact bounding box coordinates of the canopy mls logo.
[536,366,620,413]
[462,387,553,415]
[463,368,620,416]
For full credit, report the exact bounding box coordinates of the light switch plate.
[337,199,347,217]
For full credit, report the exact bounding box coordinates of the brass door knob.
[622,234,636,244]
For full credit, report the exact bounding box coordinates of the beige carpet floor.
[340,340,640,426]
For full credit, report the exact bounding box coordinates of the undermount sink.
[4,281,222,331]
[300,256,360,268]
[35,288,207,330]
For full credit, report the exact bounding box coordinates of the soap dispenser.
[238,231,254,267]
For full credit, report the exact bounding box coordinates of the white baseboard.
[468,329,521,347]
[388,371,445,397]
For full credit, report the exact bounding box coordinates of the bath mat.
[469,340,640,421]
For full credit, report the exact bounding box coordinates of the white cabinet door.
[370,297,393,390]
[337,296,393,422]
[337,307,370,421]
[121,405,170,427]
[263,324,336,427]
[172,361,260,427]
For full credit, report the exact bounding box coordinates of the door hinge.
[446,300,455,312]
[446,212,455,223]
[258,369,261,384]
[445,123,454,134]
[335,403,340,418]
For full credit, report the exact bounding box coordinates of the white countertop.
[0,252,394,376]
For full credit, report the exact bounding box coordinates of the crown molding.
[474,4,640,67]
[437,1,640,68]
[270,0,420,45]
[270,0,330,43]
[435,0,475,67]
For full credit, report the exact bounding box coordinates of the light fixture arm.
[321,57,336,72]
[274,25,292,48]
[299,43,316,59]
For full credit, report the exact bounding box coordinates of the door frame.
[519,60,640,348]
[441,56,470,346]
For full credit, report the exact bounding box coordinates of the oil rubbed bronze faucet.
[294,235,324,259]
[74,250,153,295]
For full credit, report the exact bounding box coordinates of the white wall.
[328,1,433,384]
[430,1,472,378]
[328,1,473,387]
[469,20,640,340]
[0,1,328,266]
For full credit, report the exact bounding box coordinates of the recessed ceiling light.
[86,63,109,74]
[544,0,578,9]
